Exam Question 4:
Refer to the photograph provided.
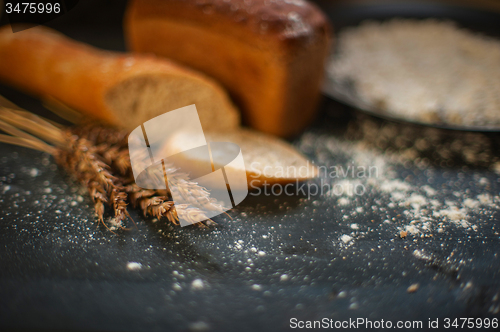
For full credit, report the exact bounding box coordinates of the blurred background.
[1,0,500,51]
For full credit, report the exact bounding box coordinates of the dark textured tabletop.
[0,1,499,331]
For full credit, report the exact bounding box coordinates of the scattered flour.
[340,234,353,244]
[126,262,142,271]
[191,279,205,290]
[251,284,262,291]
[299,123,499,247]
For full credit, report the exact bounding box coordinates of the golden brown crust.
[125,0,332,137]
[0,25,240,131]
[128,0,330,49]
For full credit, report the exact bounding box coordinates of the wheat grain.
[55,134,130,227]
[82,127,226,215]
[0,105,221,229]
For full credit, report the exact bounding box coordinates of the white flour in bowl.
[327,19,500,127]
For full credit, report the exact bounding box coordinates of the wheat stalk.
[71,123,128,148]
[78,125,226,215]
[54,133,130,230]
[0,105,221,229]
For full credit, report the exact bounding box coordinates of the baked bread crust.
[125,0,332,137]
[0,25,240,132]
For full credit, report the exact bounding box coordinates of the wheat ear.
[80,126,226,216]
[0,106,219,228]
[55,134,131,229]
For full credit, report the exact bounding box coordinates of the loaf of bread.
[0,25,240,132]
[125,0,332,137]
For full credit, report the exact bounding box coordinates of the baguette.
[0,25,240,132]
[125,0,332,138]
